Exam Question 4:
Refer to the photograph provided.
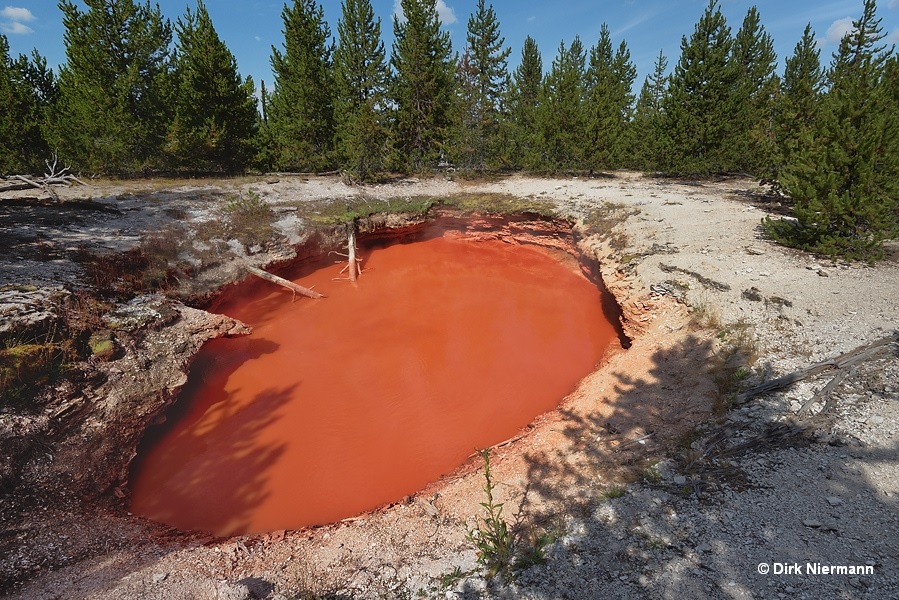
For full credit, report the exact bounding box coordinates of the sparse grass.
[300,194,439,225]
[584,201,640,250]
[283,552,357,600]
[221,189,276,248]
[0,341,66,407]
[636,527,668,550]
[700,319,760,416]
[296,192,555,227]
[444,192,556,216]
[0,290,114,409]
[75,224,188,299]
[598,486,627,501]
[689,296,723,331]
[642,463,663,484]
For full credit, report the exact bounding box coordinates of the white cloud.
[1,6,35,34]
[890,0,898,9]
[822,16,854,46]
[0,20,32,34]
[392,0,457,25]
[436,0,456,24]
[0,6,35,22]
[527,15,536,23]
[888,28,899,44]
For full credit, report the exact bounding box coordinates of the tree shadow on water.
[130,335,294,538]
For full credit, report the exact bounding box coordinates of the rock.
[817,270,830,277]
[0,286,66,337]
[803,519,823,528]
[826,496,842,507]
[216,582,252,600]
[152,572,168,584]
[674,475,687,485]
[742,287,763,302]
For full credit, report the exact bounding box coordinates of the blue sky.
[3,1,899,92]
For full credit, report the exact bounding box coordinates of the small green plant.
[514,529,554,570]
[710,320,759,414]
[221,189,275,247]
[438,566,468,590]
[467,448,516,579]
[598,486,627,501]
[466,449,555,581]
[642,463,663,484]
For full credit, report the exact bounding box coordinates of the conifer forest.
[1,0,898,258]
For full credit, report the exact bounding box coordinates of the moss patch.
[0,343,64,407]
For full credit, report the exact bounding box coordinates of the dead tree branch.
[1,152,88,198]
[735,331,898,406]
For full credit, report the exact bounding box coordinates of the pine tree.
[452,49,481,170]
[662,0,737,175]
[333,0,388,180]
[538,38,586,171]
[51,0,173,174]
[506,35,542,170]
[258,79,274,172]
[730,6,778,174]
[166,1,257,173]
[884,55,899,229]
[584,24,636,171]
[769,24,823,188]
[268,0,335,171]
[453,0,510,169]
[630,49,669,171]
[389,0,456,172]
[0,37,55,174]
[770,0,898,259]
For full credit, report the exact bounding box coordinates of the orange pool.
[130,233,619,535]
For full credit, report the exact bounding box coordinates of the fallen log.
[245,265,325,300]
[735,331,898,405]
[797,367,849,417]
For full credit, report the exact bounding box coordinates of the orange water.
[130,234,619,535]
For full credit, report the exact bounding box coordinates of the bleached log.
[347,221,358,282]
[735,331,898,405]
[245,265,325,299]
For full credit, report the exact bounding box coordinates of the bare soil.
[1,173,897,599]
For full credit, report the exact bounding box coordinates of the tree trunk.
[347,221,358,282]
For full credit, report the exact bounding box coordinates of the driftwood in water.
[245,265,325,299]
[735,331,898,406]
